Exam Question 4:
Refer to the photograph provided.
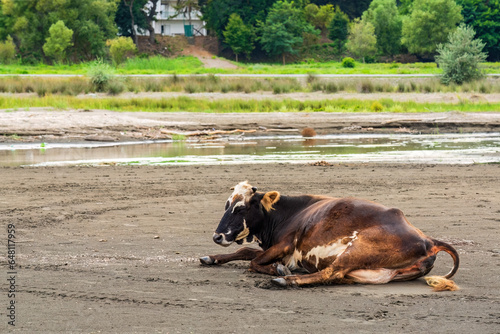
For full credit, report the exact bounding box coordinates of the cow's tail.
[424,238,460,291]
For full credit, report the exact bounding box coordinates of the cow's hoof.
[199,256,215,265]
[276,264,292,276]
[271,278,288,287]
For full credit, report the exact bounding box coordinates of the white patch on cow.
[347,268,397,284]
[241,235,261,245]
[285,248,304,270]
[235,220,249,241]
[347,231,359,246]
[305,240,348,268]
[232,201,245,213]
[227,181,255,206]
[304,231,359,268]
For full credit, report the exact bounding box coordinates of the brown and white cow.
[200,181,459,291]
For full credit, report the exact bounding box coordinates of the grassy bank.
[1,95,498,113]
[1,56,500,75]
[1,75,499,96]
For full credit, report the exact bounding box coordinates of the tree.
[435,23,487,85]
[0,0,117,62]
[123,0,141,46]
[346,18,377,63]
[115,0,149,45]
[309,0,372,19]
[223,13,254,62]
[398,0,414,15]
[363,0,402,56]
[43,21,73,63]
[456,0,500,61]
[401,0,462,56]
[304,3,320,25]
[107,36,137,66]
[201,0,278,39]
[144,0,158,43]
[328,7,349,50]
[258,0,319,64]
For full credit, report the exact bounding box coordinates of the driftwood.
[160,129,257,136]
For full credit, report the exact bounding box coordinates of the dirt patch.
[182,44,238,69]
[1,163,499,332]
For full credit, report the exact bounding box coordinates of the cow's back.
[288,197,431,271]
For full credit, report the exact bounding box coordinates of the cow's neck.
[259,195,322,249]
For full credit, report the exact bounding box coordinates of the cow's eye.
[233,206,245,214]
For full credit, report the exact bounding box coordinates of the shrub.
[324,82,338,93]
[106,37,137,66]
[107,78,126,95]
[0,36,16,64]
[341,57,355,68]
[435,24,488,85]
[87,59,114,92]
[371,101,383,111]
[360,80,374,93]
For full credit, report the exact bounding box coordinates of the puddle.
[1,133,499,167]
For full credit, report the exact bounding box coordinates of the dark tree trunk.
[146,0,158,43]
[124,0,138,46]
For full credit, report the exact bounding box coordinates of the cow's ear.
[261,191,280,211]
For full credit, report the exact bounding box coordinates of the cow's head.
[213,181,280,247]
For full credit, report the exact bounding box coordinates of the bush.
[106,37,137,66]
[0,36,16,64]
[435,24,488,85]
[371,101,384,111]
[360,80,374,93]
[87,59,114,92]
[107,78,126,95]
[341,57,355,68]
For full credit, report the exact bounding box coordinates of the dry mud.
[1,109,500,143]
[1,163,500,333]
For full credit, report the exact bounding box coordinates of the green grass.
[1,56,499,75]
[1,95,498,113]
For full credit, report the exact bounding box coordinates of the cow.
[200,181,460,291]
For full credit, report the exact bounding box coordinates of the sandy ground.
[1,163,500,333]
[2,109,500,142]
[1,109,500,332]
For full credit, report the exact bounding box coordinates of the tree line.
[211,0,500,63]
[0,0,498,65]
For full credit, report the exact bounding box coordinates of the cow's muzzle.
[213,233,232,247]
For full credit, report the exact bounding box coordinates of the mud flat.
[1,163,499,332]
[1,109,500,142]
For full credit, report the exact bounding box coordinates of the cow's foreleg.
[272,266,351,287]
[248,240,293,276]
[200,247,263,265]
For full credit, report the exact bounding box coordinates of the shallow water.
[1,133,499,167]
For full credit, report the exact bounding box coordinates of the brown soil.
[182,44,238,69]
[1,163,500,332]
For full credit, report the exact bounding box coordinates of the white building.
[152,0,206,36]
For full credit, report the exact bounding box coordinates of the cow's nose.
[213,233,224,244]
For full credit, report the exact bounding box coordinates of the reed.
[0,76,498,95]
[0,95,498,114]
